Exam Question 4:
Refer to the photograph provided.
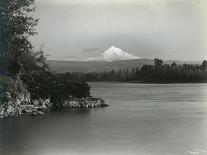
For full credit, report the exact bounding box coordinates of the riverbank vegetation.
[0,0,91,99]
[61,59,207,83]
[0,0,108,118]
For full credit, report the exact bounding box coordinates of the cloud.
[82,48,100,53]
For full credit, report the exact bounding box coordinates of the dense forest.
[59,59,207,83]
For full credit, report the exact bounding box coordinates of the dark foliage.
[0,0,94,113]
[139,59,207,83]
[0,0,48,77]
[1,0,91,110]
[21,72,91,109]
[61,59,207,83]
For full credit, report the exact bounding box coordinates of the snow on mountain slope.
[85,46,141,62]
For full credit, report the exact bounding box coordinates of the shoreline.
[88,81,207,84]
[0,96,109,119]
[0,76,109,119]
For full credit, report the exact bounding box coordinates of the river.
[0,82,207,155]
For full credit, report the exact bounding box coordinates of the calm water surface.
[0,83,207,155]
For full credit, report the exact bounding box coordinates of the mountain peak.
[108,46,118,50]
[85,46,141,62]
[103,46,124,56]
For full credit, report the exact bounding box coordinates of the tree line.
[59,59,207,83]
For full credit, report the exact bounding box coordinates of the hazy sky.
[31,0,207,61]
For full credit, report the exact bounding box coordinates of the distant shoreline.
[88,81,207,84]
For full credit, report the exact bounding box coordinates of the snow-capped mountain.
[85,46,141,62]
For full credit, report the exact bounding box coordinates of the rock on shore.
[0,76,109,118]
[0,96,109,118]
[0,97,51,118]
[63,96,109,108]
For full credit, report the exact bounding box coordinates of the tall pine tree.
[0,0,47,78]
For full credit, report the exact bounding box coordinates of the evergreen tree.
[0,0,47,78]
[154,58,163,67]
[202,60,207,71]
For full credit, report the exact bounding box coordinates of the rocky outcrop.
[0,77,50,118]
[0,76,109,118]
[0,103,43,118]
[63,96,109,108]
[0,92,51,118]
[0,96,109,118]
[0,103,22,117]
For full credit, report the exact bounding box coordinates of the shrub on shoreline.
[21,72,91,109]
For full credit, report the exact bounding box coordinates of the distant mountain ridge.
[47,59,202,73]
[85,46,141,62]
